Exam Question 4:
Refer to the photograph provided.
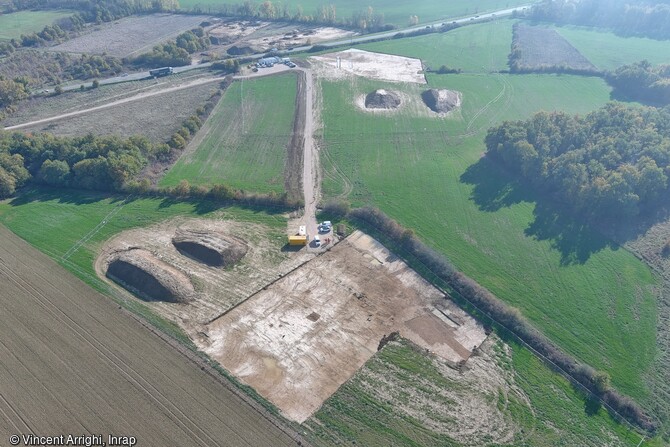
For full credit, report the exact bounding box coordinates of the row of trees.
[0,132,156,195]
[607,60,670,105]
[132,28,208,67]
[188,1,392,32]
[485,102,670,219]
[530,0,670,39]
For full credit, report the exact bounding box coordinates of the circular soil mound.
[172,230,248,267]
[422,89,461,113]
[106,249,194,303]
[365,89,401,109]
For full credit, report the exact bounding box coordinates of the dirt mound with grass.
[172,229,248,267]
[422,89,461,113]
[106,249,195,303]
[365,89,401,109]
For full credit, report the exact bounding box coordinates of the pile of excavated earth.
[365,89,401,109]
[106,249,196,303]
[422,88,461,113]
[172,228,248,267]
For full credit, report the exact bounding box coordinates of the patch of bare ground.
[208,21,354,57]
[107,248,195,303]
[310,49,426,84]
[0,225,300,446]
[173,228,248,267]
[202,230,487,422]
[50,14,212,58]
[96,217,314,325]
[5,77,221,142]
[422,88,462,114]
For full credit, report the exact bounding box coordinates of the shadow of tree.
[461,155,618,265]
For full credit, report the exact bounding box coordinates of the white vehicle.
[313,235,321,247]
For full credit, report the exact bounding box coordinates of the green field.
[552,25,670,71]
[161,73,298,193]
[318,62,658,404]
[0,188,287,296]
[0,10,73,40]
[356,19,515,72]
[306,338,649,446]
[179,0,531,28]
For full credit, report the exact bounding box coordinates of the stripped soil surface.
[202,231,487,422]
[310,49,426,84]
[96,217,313,325]
[0,225,302,446]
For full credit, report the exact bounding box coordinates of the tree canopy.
[485,102,670,219]
[607,61,670,105]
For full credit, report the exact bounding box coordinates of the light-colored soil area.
[96,217,314,325]
[208,20,355,56]
[310,49,426,84]
[202,230,487,422]
[0,225,301,446]
[4,75,222,141]
[50,14,212,57]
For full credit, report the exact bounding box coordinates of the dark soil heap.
[172,229,248,267]
[422,89,460,113]
[365,89,401,109]
[227,45,260,55]
[106,249,194,303]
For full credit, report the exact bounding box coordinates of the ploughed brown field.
[0,225,300,447]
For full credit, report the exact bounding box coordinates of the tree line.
[131,27,209,68]
[530,0,670,39]
[607,60,670,105]
[187,1,393,32]
[485,102,670,220]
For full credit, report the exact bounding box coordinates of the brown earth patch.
[422,88,462,114]
[365,89,401,109]
[106,248,195,303]
[202,230,487,422]
[172,228,248,267]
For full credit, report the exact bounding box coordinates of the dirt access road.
[3,75,228,131]
[0,225,302,447]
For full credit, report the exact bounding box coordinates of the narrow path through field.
[3,76,227,131]
[299,67,320,241]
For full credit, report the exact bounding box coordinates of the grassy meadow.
[0,10,73,40]
[306,338,648,447]
[317,25,659,405]
[553,25,670,71]
[161,73,298,193]
[178,0,531,28]
[355,19,515,72]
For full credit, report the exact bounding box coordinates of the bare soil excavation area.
[202,231,487,422]
[0,225,300,447]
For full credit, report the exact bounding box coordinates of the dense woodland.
[607,61,670,105]
[531,0,670,39]
[131,28,209,67]
[485,102,670,219]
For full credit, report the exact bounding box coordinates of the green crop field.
[355,19,515,73]
[318,64,658,404]
[552,25,670,71]
[306,338,649,446]
[178,0,531,28]
[0,10,73,40]
[161,73,298,194]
